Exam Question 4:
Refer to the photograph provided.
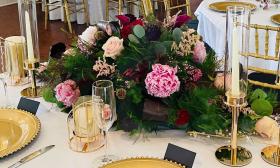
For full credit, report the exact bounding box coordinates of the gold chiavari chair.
[44,0,89,34]
[105,0,153,21]
[162,0,192,18]
[247,24,280,89]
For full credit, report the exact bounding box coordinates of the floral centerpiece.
[40,13,278,136]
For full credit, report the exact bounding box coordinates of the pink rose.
[102,104,112,120]
[102,36,124,59]
[55,80,80,107]
[79,26,98,45]
[193,41,206,64]
[214,73,232,90]
[145,64,180,98]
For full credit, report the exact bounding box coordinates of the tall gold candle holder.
[18,0,41,98]
[215,6,252,167]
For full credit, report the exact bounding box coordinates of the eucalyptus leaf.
[172,28,183,43]
[154,43,166,55]
[128,34,140,44]
[133,25,145,38]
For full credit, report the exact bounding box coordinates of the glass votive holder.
[4,36,27,85]
[67,96,104,152]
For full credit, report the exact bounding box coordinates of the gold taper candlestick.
[215,91,252,167]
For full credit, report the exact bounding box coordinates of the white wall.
[0,0,17,7]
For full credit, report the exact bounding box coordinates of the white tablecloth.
[0,83,278,168]
[195,0,280,70]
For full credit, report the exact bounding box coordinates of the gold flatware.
[209,2,257,12]
[0,108,40,158]
[271,14,280,25]
[100,157,185,168]
[8,145,55,168]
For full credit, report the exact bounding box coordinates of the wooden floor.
[0,1,202,62]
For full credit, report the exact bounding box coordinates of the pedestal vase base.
[215,145,252,167]
[21,86,42,98]
[261,145,280,167]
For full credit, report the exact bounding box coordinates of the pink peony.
[145,64,180,98]
[55,80,80,107]
[193,41,207,64]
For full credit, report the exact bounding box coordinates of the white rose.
[79,26,98,45]
[102,36,124,59]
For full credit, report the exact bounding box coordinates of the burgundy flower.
[116,15,131,25]
[116,14,144,38]
[175,109,190,127]
[121,19,144,38]
[123,68,135,78]
[174,14,192,28]
[185,64,203,82]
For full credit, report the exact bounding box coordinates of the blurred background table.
[195,0,280,71]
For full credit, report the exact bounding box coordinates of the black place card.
[164,143,196,168]
[17,97,40,115]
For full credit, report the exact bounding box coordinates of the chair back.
[163,0,192,17]
[105,0,153,20]
[247,24,280,89]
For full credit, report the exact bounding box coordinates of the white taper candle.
[231,23,240,97]
[25,11,35,62]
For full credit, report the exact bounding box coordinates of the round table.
[0,83,278,168]
[195,0,280,71]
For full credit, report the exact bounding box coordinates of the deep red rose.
[175,109,190,126]
[120,19,144,38]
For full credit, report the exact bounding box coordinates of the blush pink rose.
[102,36,124,59]
[145,64,180,98]
[193,41,207,64]
[55,80,80,107]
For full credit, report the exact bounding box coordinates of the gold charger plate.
[101,158,185,168]
[0,108,40,158]
[271,14,280,25]
[209,2,257,12]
